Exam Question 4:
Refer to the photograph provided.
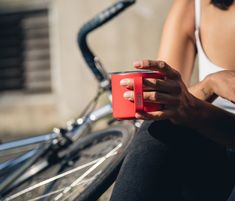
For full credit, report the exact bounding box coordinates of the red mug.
[111,70,165,119]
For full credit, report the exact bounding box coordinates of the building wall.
[50,0,174,122]
[1,0,197,138]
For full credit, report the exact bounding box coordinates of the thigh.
[111,120,234,201]
[110,120,183,201]
[148,120,235,201]
[228,186,235,201]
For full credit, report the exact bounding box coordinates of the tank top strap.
[195,0,201,30]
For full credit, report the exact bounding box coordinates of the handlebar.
[78,0,136,83]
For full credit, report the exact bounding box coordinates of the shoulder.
[168,0,196,40]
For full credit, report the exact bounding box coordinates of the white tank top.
[195,0,235,114]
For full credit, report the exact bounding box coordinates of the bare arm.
[190,99,235,148]
[188,78,217,102]
[132,60,235,148]
[157,0,215,101]
[157,0,196,85]
[121,1,235,147]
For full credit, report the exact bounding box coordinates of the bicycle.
[0,0,139,200]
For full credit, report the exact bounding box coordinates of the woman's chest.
[200,4,235,70]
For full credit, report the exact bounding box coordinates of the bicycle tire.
[2,122,136,201]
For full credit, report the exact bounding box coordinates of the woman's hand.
[206,70,235,104]
[120,59,199,124]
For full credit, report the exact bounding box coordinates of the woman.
[110,0,235,200]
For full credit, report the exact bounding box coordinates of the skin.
[120,0,235,147]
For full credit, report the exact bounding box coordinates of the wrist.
[204,74,213,90]
[201,75,217,102]
[183,97,209,130]
[202,75,213,95]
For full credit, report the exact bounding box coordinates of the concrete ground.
[98,184,114,201]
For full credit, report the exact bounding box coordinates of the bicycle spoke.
[54,143,122,201]
[4,158,103,201]
[4,143,122,201]
[55,171,102,201]
[27,174,101,201]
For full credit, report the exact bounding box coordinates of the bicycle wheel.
[2,122,136,201]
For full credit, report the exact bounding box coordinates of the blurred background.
[0,0,197,140]
[0,1,199,200]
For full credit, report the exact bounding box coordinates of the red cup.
[111,70,165,119]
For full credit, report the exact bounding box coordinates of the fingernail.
[120,79,130,86]
[135,113,141,118]
[158,61,165,69]
[133,61,142,68]
[123,91,132,98]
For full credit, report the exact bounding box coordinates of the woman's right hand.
[206,70,235,103]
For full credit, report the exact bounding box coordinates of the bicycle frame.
[0,104,112,152]
[0,0,136,195]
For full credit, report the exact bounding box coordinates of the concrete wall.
[0,0,176,138]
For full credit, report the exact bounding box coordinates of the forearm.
[131,59,235,147]
[184,97,235,148]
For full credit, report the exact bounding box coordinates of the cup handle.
[134,77,144,112]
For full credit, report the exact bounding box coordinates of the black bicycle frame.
[78,0,136,83]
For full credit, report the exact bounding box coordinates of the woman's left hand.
[120,59,199,124]
[206,70,235,104]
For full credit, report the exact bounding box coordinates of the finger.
[143,91,179,105]
[120,78,159,90]
[123,91,134,101]
[120,79,134,89]
[133,60,180,79]
[144,79,181,94]
[120,78,181,94]
[135,110,172,120]
[120,78,156,90]
[123,91,179,105]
